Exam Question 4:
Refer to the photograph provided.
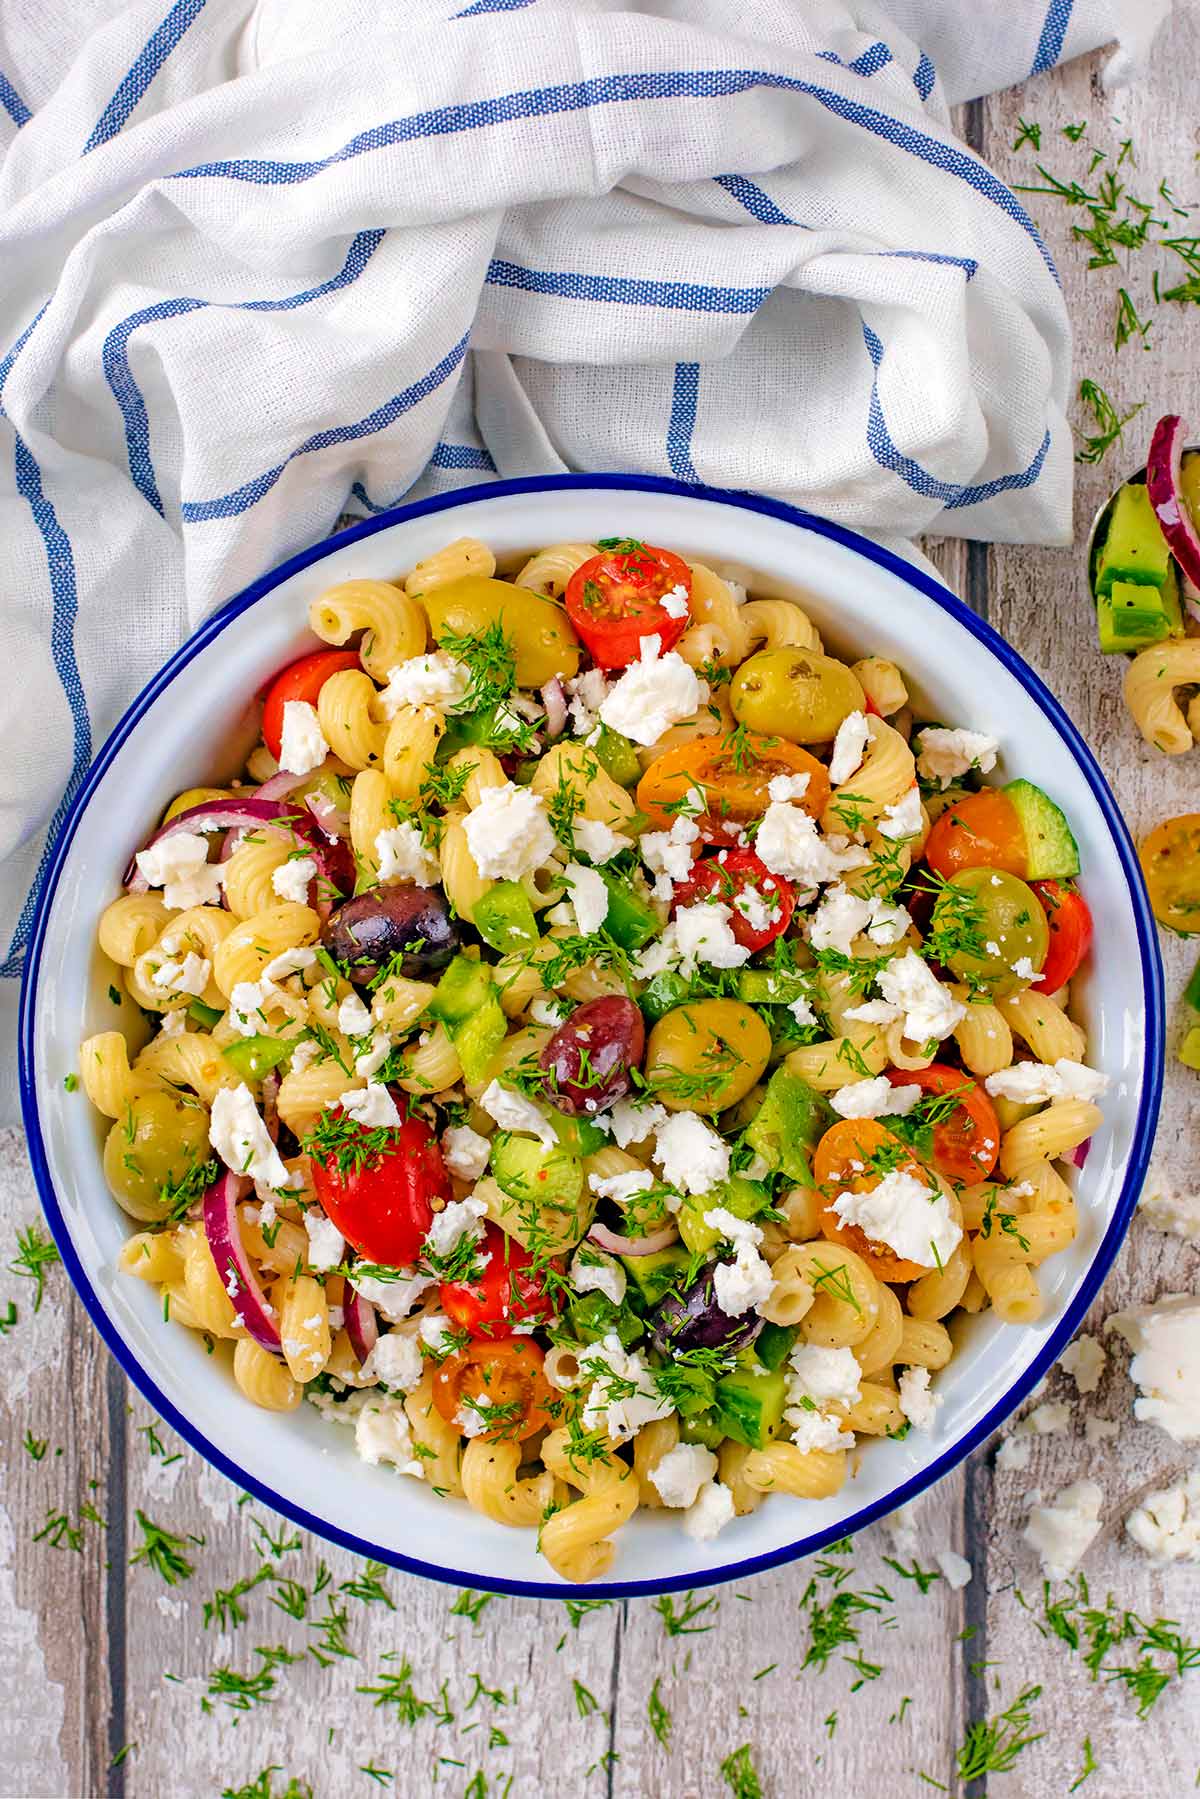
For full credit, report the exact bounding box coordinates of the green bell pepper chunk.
[593,725,643,789]
[472,881,539,955]
[221,1035,293,1083]
[187,998,224,1031]
[598,869,660,951]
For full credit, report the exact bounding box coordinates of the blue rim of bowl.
[18,472,1164,1599]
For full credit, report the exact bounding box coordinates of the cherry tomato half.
[1030,880,1094,993]
[923,788,1026,882]
[1138,813,1200,935]
[440,1221,557,1341]
[671,850,795,953]
[884,1064,1000,1184]
[431,1338,555,1441]
[638,736,830,846]
[310,1111,449,1267]
[261,649,361,761]
[564,543,692,669]
[811,1118,933,1282]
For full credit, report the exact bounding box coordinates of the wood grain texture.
[3,18,1200,1797]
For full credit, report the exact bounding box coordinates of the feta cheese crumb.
[915,726,999,789]
[304,1210,345,1273]
[442,1124,491,1183]
[135,830,224,911]
[340,1084,401,1129]
[209,1084,290,1189]
[563,862,609,935]
[755,802,869,890]
[573,816,633,864]
[609,1098,667,1149]
[378,651,471,718]
[566,667,610,737]
[985,1059,1108,1106]
[640,809,701,889]
[808,884,873,956]
[673,901,751,974]
[337,991,373,1038]
[569,1247,627,1308]
[152,952,211,998]
[996,1433,1032,1471]
[767,771,810,803]
[579,1334,673,1442]
[935,1549,972,1590]
[1058,1334,1106,1396]
[355,1399,424,1477]
[898,1366,942,1432]
[649,1442,718,1509]
[831,1167,961,1269]
[1107,1294,1200,1442]
[829,1075,921,1120]
[1025,1401,1071,1435]
[661,585,690,620]
[653,1112,730,1196]
[788,1343,862,1409]
[279,699,329,776]
[375,822,439,887]
[1024,1479,1103,1581]
[1137,1182,1200,1242]
[424,1195,487,1261]
[708,1215,774,1318]
[598,637,707,748]
[362,1331,425,1393]
[270,855,318,904]
[1125,1467,1200,1563]
[682,1480,735,1542]
[878,786,924,841]
[479,1080,558,1150]
[350,1268,435,1323]
[463,782,555,882]
[828,710,870,785]
[875,949,965,1043]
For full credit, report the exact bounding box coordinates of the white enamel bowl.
[19,475,1163,1597]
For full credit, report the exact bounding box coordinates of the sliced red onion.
[541,676,568,739]
[1146,414,1200,591]
[1068,1137,1092,1169]
[202,1171,282,1354]
[125,798,324,891]
[587,1219,678,1257]
[344,1287,378,1364]
[254,769,308,802]
[305,790,349,841]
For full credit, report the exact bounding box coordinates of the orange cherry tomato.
[884,1064,1000,1183]
[923,788,1027,881]
[261,649,361,760]
[637,736,830,846]
[812,1117,934,1282]
[1138,813,1200,934]
[439,1220,556,1340]
[671,849,795,952]
[564,542,692,669]
[1030,880,1094,993]
[431,1337,556,1441]
[310,1113,449,1266]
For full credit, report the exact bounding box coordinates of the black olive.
[324,885,458,983]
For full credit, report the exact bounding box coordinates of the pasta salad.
[79,534,1107,1583]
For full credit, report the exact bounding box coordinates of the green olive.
[730,649,865,745]
[421,577,581,687]
[929,867,1049,998]
[644,999,771,1114]
[103,1090,211,1223]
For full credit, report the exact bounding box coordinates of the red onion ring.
[1068,1137,1092,1169]
[254,769,309,802]
[305,790,349,841]
[587,1220,677,1257]
[344,1287,379,1365]
[125,798,323,891]
[1146,414,1200,591]
[540,676,568,739]
[202,1171,283,1354]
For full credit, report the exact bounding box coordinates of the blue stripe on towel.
[1031,0,1074,75]
[429,442,497,470]
[2,437,92,976]
[666,363,701,484]
[485,259,770,314]
[913,53,936,101]
[85,0,207,152]
[0,69,32,128]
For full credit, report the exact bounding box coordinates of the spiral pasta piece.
[309,579,427,681]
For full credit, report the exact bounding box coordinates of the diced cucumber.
[428,953,493,1027]
[621,1245,692,1308]
[598,869,661,951]
[714,1364,787,1450]
[450,996,508,1083]
[639,970,693,1022]
[1003,779,1080,880]
[754,1321,798,1373]
[552,1111,610,1158]
[220,1035,293,1083]
[677,1174,767,1257]
[678,1408,725,1451]
[428,955,507,1081]
[491,1131,583,1212]
[593,725,643,789]
[1095,481,1172,595]
[737,968,810,1006]
[745,1067,835,1186]
[1097,580,1173,654]
[472,881,539,955]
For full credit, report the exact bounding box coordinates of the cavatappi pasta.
[78,533,1106,1581]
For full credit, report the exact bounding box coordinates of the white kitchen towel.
[0,0,1163,1108]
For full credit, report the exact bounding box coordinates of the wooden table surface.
[3,21,1199,1799]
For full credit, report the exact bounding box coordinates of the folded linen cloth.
[0,0,1163,1111]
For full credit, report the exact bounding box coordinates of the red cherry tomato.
[885,1064,1001,1183]
[564,542,692,669]
[440,1221,557,1341]
[1030,881,1094,994]
[671,849,796,953]
[431,1338,555,1441]
[923,789,1026,881]
[310,1111,449,1266]
[261,650,361,760]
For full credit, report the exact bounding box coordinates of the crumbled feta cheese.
[875,949,966,1043]
[378,651,471,718]
[271,855,317,903]
[362,1331,425,1392]
[1024,1479,1103,1581]
[864,898,911,946]
[673,901,751,974]
[598,637,707,748]
[935,1549,972,1590]
[828,710,870,785]
[705,1211,773,1318]
[529,997,569,1027]
[1125,1467,1200,1563]
[263,946,317,986]
[227,981,267,1037]
[340,1084,401,1129]
[152,952,211,998]
[290,1039,320,1075]
[158,1008,186,1039]
[442,1124,491,1183]
[350,1268,435,1323]
[1010,955,1036,982]
[661,585,690,620]
[1107,1295,1200,1442]
[831,1167,961,1269]
[898,1366,942,1432]
[788,1343,862,1409]
[808,885,873,956]
[767,771,810,803]
[566,668,610,737]
[279,699,329,776]
[1058,1334,1106,1395]
[375,822,439,887]
[209,1084,291,1189]
[788,993,817,1028]
[915,727,999,789]
[609,1098,667,1149]
[996,1433,1032,1471]
[353,1030,392,1079]
[338,991,373,1039]
[829,1075,921,1120]
[573,816,633,864]
[1138,1182,1200,1241]
[569,1247,626,1307]
[682,1480,735,1542]
[640,809,701,891]
[650,1442,718,1508]
[653,1112,730,1196]
[463,782,555,882]
[479,1080,558,1150]
[579,1334,673,1442]
[755,802,869,891]
[304,1210,345,1272]
[588,1167,655,1206]
[424,1196,488,1262]
[878,786,924,841]
[985,1059,1109,1105]
[355,1399,424,1476]
[883,1501,921,1558]
[563,861,609,935]
[789,1407,855,1453]
[1084,1417,1120,1447]
[418,1311,456,1355]
[135,830,224,911]
[733,883,779,934]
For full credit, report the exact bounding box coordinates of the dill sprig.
[130,1510,197,1586]
[9,1223,61,1312]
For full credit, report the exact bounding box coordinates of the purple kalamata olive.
[324,885,458,982]
[648,1269,763,1356]
[539,996,644,1116]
